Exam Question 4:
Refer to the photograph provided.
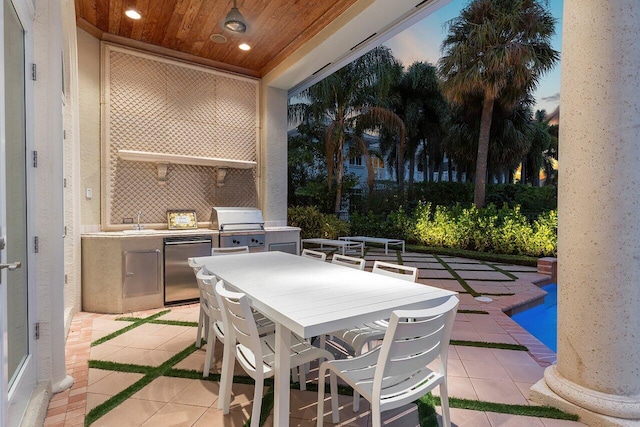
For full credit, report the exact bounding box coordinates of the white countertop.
[81,226,300,238]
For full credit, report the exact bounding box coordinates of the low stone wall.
[537,257,558,284]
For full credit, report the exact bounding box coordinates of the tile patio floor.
[45,249,588,427]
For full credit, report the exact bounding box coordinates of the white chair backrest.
[188,257,204,275]
[211,246,250,255]
[215,280,264,368]
[372,261,418,282]
[301,249,327,261]
[196,269,223,322]
[188,257,203,268]
[374,296,459,404]
[331,254,365,270]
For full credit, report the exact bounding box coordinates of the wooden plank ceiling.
[75,0,359,78]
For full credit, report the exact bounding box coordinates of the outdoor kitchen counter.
[81,231,208,314]
[81,226,301,314]
[81,228,218,238]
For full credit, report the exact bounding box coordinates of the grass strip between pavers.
[91,310,171,347]
[418,394,578,421]
[405,245,538,267]
[481,261,520,280]
[149,319,199,327]
[458,309,490,315]
[480,292,516,296]
[433,254,480,297]
[115,316,199,328]
[85,343,199,426]
[451,340,528,351]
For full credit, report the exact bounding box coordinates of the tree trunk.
[532,160,540,186]
[474,95,495,208]
[408,152,415,195]
[423,144,429,182]
[397,139,405,199]
[333,135,345,215]
[447,158,453,182]
[428,157,435,182]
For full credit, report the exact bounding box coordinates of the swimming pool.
[511,283,557,351]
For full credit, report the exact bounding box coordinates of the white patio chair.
[189,260,209,349]
[196,269,225,377]
[301,248,327,261]
[197,270,275,377]
[215,280,337,427]
[211,245,250,255]
[331,254,365,270]
[328,260,418,410]
[317,295,459,427]
[371,260,418,281]
[190,247,250,348]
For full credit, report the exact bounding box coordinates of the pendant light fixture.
[224,0,247,33]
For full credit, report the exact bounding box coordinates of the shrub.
[287,205,350,239]
[411,202,556,257]
[350,207,411,240]
[291,203,557,257]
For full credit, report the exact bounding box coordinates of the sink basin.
[122,229,157,234]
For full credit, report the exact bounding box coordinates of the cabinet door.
[122,250,161,298]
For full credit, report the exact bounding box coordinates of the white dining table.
[193,251,457,426]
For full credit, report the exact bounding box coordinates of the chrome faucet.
[134,211,143,230]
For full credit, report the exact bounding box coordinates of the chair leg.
[195,307,204,348]
[218,336,235,413]
[329,369,338,423]
[371,401,382,427]
[439,381,451,427]
[250,378,264,427]
[352,348,362,412]
[317,363,339,427]
[299,364,307,391]
[203,327,216,378]
[203,312,210,342]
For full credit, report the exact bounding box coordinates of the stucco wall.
[77,29,101,228]
[260,85,288,226]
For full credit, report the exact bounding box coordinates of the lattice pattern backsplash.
[103,44,259,228]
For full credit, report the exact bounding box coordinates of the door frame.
[0,0,37,425]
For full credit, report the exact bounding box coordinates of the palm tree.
[523,109,555,185]
[385,61,448,190]
[289,46,404,214]
[438,0,559,207]
[445,93,533,184]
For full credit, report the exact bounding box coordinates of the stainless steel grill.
[210,207,265,250]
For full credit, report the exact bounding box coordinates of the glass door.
[1,0,35,425]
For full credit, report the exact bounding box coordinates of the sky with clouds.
[384,0,563,115]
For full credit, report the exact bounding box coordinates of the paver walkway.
[44,249,587,427]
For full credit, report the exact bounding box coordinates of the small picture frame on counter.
[167,210,198,230]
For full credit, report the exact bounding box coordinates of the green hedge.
[358,182,557,219]
[413,203,557,257]
[288,206,350,239]
[350,203,556,257]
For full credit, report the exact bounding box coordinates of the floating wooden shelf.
[117,150,256,186]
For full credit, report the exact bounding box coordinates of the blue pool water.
[511,284,557,352]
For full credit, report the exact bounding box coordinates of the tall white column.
[259,85,288,226]
[531,1,640,425]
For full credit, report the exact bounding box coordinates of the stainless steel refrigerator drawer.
[164,237,212,304]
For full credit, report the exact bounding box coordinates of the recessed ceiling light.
[239,43,251,51]
[125,9,141,20]
[210,34,228,44]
